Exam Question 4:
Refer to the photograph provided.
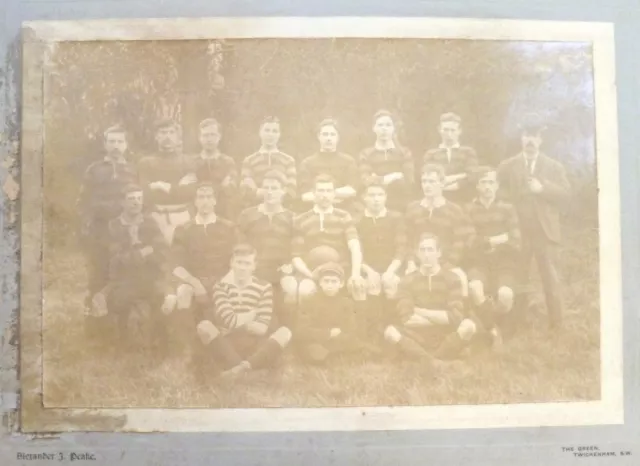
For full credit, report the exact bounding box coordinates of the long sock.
[247,338,283,370]
[434,332,467,360]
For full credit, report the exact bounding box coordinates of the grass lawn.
[41,225,600,409]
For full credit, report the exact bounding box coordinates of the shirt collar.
[374,140,396,151]
[258,146,279,155]
[474,197,496,208]
[258,203,285,215]
[439,142,461,150]
[364,208,388,219]
[119,213,143,226]
[419,264,441,277]
[420,196,446,209]
[195,213,217,225]
[313,205,334,215]
[200,150,221,160]
[220,271,254,287]
[104,155,127,164]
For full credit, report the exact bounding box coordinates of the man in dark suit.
[497,120,570,329]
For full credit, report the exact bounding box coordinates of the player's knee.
[176,284,194,310]
[384,325,402,343]
[451,267,469,297]
[456,318,477,341]
[280,275,298,297]
[196,320,220,345]
[468,280,484,300]
[497,286,514,313]
[271,326,293,347]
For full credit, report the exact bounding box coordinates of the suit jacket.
[497,153,570,244]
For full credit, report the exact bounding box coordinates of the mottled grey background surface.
[1,0,639,464]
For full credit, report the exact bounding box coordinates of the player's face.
[318,125,339,152]
[199,124,221,151]
[439,121,461,145]
[364,186,387,212]
[421,172,444,198]
[259,122,281,147]
[417,238,441,268]
[477,172,498,198]
[262,178,285,205]
[194,187,216,215]
[314,181,336,208]
[521,131,542,156]
[104,131,127,157]
[319,275,342,296]
[155,125,180,152]
[123,191,143,216]
[373,115,395,141]
[231,254,257,278]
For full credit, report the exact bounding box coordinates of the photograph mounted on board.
[21,17,622,432]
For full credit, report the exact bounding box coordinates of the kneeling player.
[465,167,521,349]
[194,244,292,380]
[383,233,477,367]
[294,262,362,364]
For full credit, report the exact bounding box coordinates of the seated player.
[465,167,521,350]
[383,233,478,366]
[194,244,292,380]
[405,164,475,297]
[299,118,360,213]
[294,262,361,365]
[102,184,174,357]
[240,116,297,209]
[354,182,407,339]
[237,170,295,325]
[358,110,415,212]
[190,118,239,220]
[284,175,365,321]
[167,183,237,348]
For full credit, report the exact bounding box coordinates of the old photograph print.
[41,37,599,409]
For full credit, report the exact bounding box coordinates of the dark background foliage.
[44,39,597,244]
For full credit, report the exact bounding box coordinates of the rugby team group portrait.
[77,110,569,383]
[40,38,599,408]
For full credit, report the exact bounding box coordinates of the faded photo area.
[41,38,598,409]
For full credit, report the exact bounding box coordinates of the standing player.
[190,118,239,220]
[194,244,293,380]
[354,182,407,340]
[405,164,475,297]
[77,125,138,337]
[240,116,297,208]
[138,118,194,245]
[299,118,360,213]
[383,233,478,365]
[465,167,521,349]
[237,170,295,325]
[497,119,570,329]
[423,112,479,204]
[105,184,173,357]
[168,183,237,349]
[284,175,365,323]
[358,110,415,211]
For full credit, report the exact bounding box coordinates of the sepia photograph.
[21,17,622,432]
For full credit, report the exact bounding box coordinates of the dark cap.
[312,261,345,282]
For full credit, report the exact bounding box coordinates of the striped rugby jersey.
[465,198,521,252]
[190,152,238,189]
[292,206,358,262]
[354,209,407,272]
[396,266,463,324]
[237,205,295,283]
[298,151,360,194]
[422,145,478,177]
[137,153,195,208]
[241,149,297,200]
[212,272,273,330]
[405,199,475,267]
